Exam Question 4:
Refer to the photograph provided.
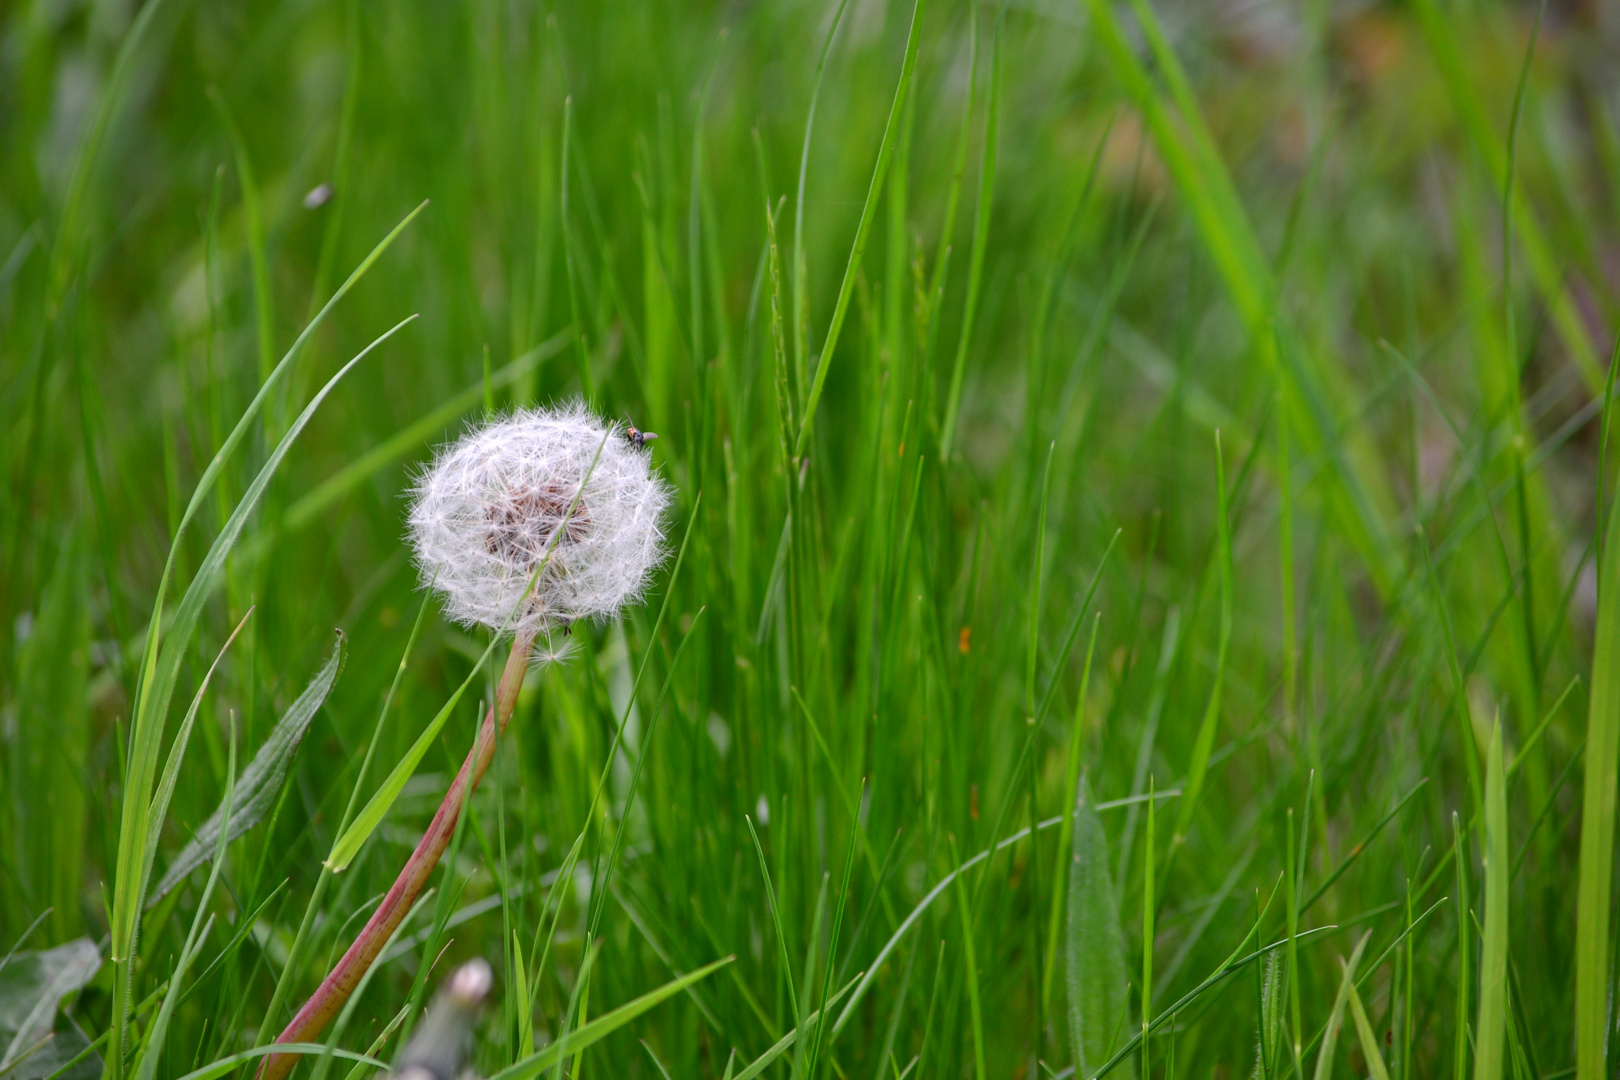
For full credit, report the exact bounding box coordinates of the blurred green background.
[3,0,1619,1075]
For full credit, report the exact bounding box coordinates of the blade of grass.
[1078,0,1398,597]
[745,815,800,1027]
[487,958,733,1080]
[1043,614,1103,1011]
[952,838,987,1080]
[174,1046,386,1080]
[131,723,236,1080]
[1474,720,1508,1080]
[207,89,276,429]
[1409,0,1600,389]
[1574,500,1620,1080]
[1453,812,1471,1080]
[140,608,254,907]
[1172,433,1232,849]
[793,0,926,457]
[106,201,425,930]
[1140,776,1155,1080]
[937,2,1001,462]
[1344,969,1391,1080]
[791,0,856,407]
[728,976,860,1080]
[1311,930,1371,1080]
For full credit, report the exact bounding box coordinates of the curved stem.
[256,629,535,1080]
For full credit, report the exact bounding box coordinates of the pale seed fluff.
[407,402,672,641]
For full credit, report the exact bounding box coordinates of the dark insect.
[624,415,658,451]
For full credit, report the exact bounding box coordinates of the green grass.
[1,0,1617,1077]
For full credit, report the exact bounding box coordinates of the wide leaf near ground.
[1066,775,1131,1079]
[0,938,101,1080]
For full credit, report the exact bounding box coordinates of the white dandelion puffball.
[408,402,672,637]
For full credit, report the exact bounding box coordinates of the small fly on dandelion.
[624,414,658,451]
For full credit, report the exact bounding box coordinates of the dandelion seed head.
[407,401,671,637]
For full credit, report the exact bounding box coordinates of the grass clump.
[1,0,1617,1077]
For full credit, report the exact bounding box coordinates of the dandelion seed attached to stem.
[259,402,669,1080]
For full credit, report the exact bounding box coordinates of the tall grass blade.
[1575,501,1620,1079]
[1310,930,1371,1080]
[1174,433,1232,846]
[1140,776,1155,1080]
[207,90,276,403]
[937,4,1001,462]
[1344,975,1391,1080]
[1409,0,1600,388]
[791,0,855,405]
[952,844,987,1080]
[1044,614,1102,1010]
[793,0,926,456]
[1077,0,1398,597]
[132,723,236,1080]
[744,815,800,1026]
[1253,951,1283,1080]
[1474,720,1508,1080]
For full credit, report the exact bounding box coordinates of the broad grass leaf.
[0,939,101,1079]
[1066,775,1131,1079]
[139,609,255,909]
[149,633,345,903]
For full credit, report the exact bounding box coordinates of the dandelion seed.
[530,632,580,668]
[408,401,672,641]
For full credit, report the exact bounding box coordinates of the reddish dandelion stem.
[256,629,535,1080]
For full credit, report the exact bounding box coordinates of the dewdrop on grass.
[407,402,672,642]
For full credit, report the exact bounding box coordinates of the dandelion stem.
[255,628,536,1080]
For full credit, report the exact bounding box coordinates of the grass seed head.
[408,401,671,639]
